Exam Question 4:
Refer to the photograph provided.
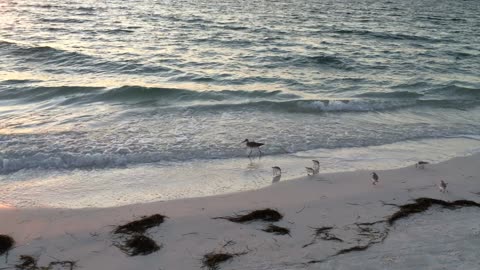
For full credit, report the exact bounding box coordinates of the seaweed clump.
[315,227,343,242]
[113,214,167,256]
[15,255,36,270]
[202,252,246,270]
[15,255,76,270]
[215,209,283,223]
[307,197,480,265]
[114,214,166,235]
[262,224,290,236]
[303,226,343,248]
[0,234,14,256]
[116,235,160,256]
[388,198,480,225]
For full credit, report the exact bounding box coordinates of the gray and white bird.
[371,172,379,185]
[242,139,264,157]
[272,166,282,177]
[312,160,320,174]
[306,160,320,176]
[439,180,447,193]
[306,167,315,176]
[272,166,282,183]
[415,161,429,169]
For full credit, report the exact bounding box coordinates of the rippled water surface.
[0,0,479,197]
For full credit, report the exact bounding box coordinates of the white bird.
[371,172,379,185]
[415,161,429,169]
[272,166,282,183]
[439,180,447,193]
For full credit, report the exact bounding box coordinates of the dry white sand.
[1,153,480,270]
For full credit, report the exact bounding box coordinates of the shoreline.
[1,152,480,269]
[2,135,480,209]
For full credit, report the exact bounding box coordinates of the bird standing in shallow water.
[439,180,448,193]
[306,160,320,176]
[242,139,264,157]
[371,172,379,185]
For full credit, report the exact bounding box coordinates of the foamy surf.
[2,136,480,208]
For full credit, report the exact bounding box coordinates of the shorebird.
[306,160,320,176]
[312,160,320,173]
[415,161,429,169]
[272,166,282,177]
[439,180,448,193]
[371,172,379,185]
[272,166,282,183]
[242,139,264,157]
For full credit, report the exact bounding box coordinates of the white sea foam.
[2,136,480,208]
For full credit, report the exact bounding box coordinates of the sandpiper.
[242,139,264,157]
[415,161,429,169]
[306,160,320,176]
[312,160,320,174]
[439,180,447,193]
[371,172,379,185]
[272,166,282,177]
[272,166,282,183]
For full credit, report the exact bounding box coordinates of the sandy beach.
[1,153,479,270]
[2,0,479,269]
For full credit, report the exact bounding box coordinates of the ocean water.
[0,0,479,207]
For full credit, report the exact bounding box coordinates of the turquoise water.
[0,0,479,203]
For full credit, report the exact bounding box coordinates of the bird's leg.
[248,148,252,157]
[258,148,263,157]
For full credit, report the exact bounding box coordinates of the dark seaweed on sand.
[262,224,290,236]
[303,226,342,248]
[113,214,166,256]
[16,255,36,270]
[202,252,246,270]
[315,227,343,242]
[116,235,161,256]
[114,214,166,234]
[0,234,14,256]
[15,255,76,270]
[307,197,480,265]
[214,208,283,223]
[388,198,480,225]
